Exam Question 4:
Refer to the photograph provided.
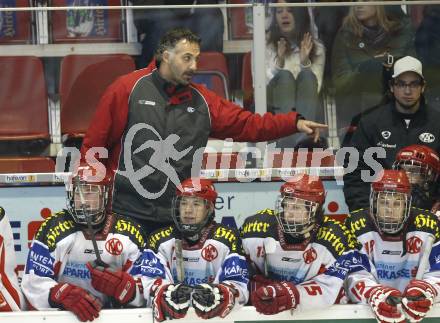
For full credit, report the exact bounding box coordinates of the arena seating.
[228,0,252,40]
[241,51,253,110]
[0,56,50,155]
[0,157,55,173]
[192,51,230,99]
[59,53,135,146]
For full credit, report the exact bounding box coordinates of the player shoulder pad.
[113,214,148,249]
[408,208,440,239]
[34,210,78,252]
[316,217,360,258]
[147,225,176,252]
[211,223,243,255]
[345,208,375,238]
[240,209,278,238]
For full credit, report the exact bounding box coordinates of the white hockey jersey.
[241,209,361,311]
[345,208,440,304]
[21,211,147,309]
[0,207,25,311]
[136,222,249,307]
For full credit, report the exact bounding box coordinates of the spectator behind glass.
[132,0,224,68]
[332,1,415,140]
[261,0,325,148]
[305,0,349,82]
[342,56,440,212]
[416,4,440,111]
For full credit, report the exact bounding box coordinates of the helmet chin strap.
[181,218,215,243]
[184,231,201,242]
[287,222,316,240]
[177,207,214,238]
[78,215,106,231]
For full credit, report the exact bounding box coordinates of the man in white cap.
[390,56,425,114]
[343,56,440,213]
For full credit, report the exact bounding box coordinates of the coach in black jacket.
[343,56,440,211]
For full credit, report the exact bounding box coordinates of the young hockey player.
[21,170,147,322]
[241,174,360,315]
[346,169,440,323]
[393,144,440,211]
[0,206,24,311]
[136,178,248,321]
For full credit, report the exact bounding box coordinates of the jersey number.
[351,281,366,301]
[256,246,265,258]
[364,240,375,255]
[302,281,323,296]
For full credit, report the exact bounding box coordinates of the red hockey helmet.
[371,169,411,194]
[66,165,112,227]
[275,174,325,238]
[370,170,411,234]
[279,173,326,204]
[175,178,218,203]
[393,144,440,187]
[173,178,217,238]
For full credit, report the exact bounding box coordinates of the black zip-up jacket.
[82,66,300,226]
[343,100,440,211]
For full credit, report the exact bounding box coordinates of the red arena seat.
[268,151,336,169]
[228,0,252,40]
[0,157,55,173]
[60,54,135,145]
[241,51,254,110]
[193,51,230,99]
[0,56,49,155]
[202,152,246,169]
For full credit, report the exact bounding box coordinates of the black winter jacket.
[343,100,440,211]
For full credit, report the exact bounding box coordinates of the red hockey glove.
[49,283,102,322]
[86,262,136,305]
[192,283,237,319]
[152,283,192,322]
[402,279,437,322]
[366,285,405,323]
[251,281,299,315]
[250,274,277,295]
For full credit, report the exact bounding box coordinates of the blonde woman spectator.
[332,1,415,139]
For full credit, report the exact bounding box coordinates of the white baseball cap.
[392,56,424,79]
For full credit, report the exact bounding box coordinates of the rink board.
[2,306,440,322]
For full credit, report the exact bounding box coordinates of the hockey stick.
[263,238,276,277]
[74,176,108,268]
[415,234,435,280]
[175,236,185,283]
[151,236,185,323]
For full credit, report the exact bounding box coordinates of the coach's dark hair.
[155,28,201,63]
